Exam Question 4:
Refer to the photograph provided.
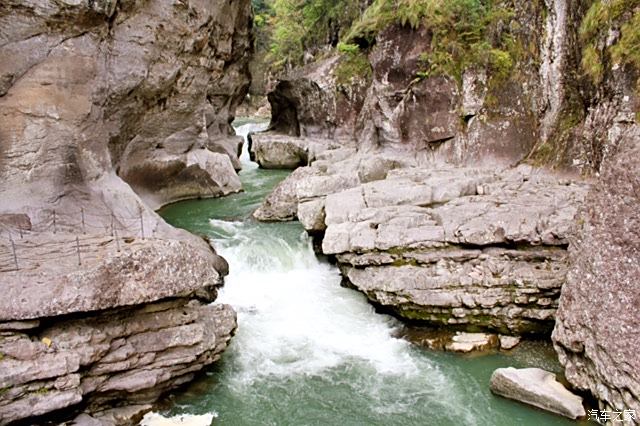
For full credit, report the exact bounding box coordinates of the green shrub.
[337,42,360,54]
[611,10,640,69]
[581,44,604,83]
[267,0,364,71]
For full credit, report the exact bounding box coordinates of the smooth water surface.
[157,119,587,426]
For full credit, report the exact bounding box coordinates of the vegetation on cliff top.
[259,0,364,71]
[257,0,519,85]
[346,0,518,83]
[580,0,640,84]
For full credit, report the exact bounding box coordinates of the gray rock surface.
[253,167,323,221]
[490,367,585,419]
[445,333,498,353]
[259,160,588,334]
[553,126,640,419]
[499,335,522,350]
[0,0,251,212]
[0,0,252,423]
[250,133,310,169]
[0,235,222,321]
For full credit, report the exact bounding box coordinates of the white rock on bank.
[444,332,498,353]
[490,367,586,419]
[499,335,521,350]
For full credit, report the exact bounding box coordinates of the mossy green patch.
[334,50,373,87]
[266,0,364,71]
[32,387,49,396]
[528,87,586,168]
[580,0,640,103]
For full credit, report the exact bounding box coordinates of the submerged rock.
[490,367,585,419]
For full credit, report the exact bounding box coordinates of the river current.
[155,118,583,426]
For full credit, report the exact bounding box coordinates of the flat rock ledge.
[490,367,586,419]
[0,225,236,425]
[254,146,590,335]
[0,300,236,426]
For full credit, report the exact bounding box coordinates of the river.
[156,119,585,426]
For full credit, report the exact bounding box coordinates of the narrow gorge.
[0,0,638,425]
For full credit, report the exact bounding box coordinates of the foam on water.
[208,219,479,423]
[140,412,217,426]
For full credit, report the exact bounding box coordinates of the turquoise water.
[156,121,588,426]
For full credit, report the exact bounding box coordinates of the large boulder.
[490,367,585,419]
[253,167,322,221]
[249,133,309,169]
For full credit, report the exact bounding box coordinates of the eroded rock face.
[0,0,252,211]
[552,128,640,418]
[0,299,236,426]
[267,55,367,142]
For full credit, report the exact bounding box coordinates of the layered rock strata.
[256,150,589,334]
[0,300,235,426]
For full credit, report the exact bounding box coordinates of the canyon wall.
[0,0,252,423]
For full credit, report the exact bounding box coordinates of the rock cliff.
[0,0,252,212]
[0,0,252,423]
[552,126,640,419]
